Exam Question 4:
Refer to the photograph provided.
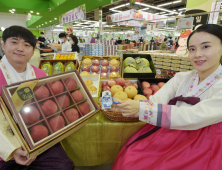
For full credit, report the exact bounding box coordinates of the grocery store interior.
[0,0,222,169]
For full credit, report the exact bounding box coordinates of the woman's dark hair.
[187,24,222,64]
[70,35,78,45]
[187,24,222,48]
[164,38,168,42]
[2,25,36,49]
[59,32,67,38]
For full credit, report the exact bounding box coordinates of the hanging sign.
[177,17,194,30]
[155,21,164,29]
[60,4,86,25]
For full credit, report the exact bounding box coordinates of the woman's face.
[188,32,222,73]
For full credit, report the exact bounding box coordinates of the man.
[59,32,71,52]
[0,37,4,60]
[38,32,46,48]
[0,26,74,170]
[139,37,143,43]
[168,37,173,46]
[117,37,122,44]
[150,37,154,43]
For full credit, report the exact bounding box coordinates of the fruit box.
[138,78,170,96]
[122,54,156,78]
[38,59,79,76]
[53,52,78,61]
[99,78,144,99]
[78,56,123,79]
[0,70,100,158]
[80,74,101,104]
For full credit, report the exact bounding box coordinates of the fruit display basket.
[78,56,122,79]
[122,54,156,79]
[99,78,145,122]
[0,70,100,157]
[38,59,79,76]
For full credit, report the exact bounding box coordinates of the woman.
[111,24,222,169]
[0,26,74,170]
[159,37,167,50]
[70,35,79,53]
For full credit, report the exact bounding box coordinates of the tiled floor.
[75,162,113,170]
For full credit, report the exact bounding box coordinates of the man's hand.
[13,148,36,166]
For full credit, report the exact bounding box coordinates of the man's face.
[2,37,34,64]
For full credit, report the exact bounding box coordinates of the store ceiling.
[0,0,220,29]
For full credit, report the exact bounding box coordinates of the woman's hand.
[112,99,140,117]
[13,147,36,166]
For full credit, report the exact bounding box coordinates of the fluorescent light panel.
[157,1,181,7]
[141,8,150,11]
[135,2,178,14]
[110,3,130,10]
[178,8,186,11]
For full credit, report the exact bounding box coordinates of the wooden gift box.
[0,70,100,157]
[78,56,123,79]
[38,59,79,75]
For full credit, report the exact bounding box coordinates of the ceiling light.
[173,10,176,11]
[11,11,14,13]
[49,21,51,22]
[110,3,130,10]
[110,9,121,13]
[140,8,149,11]
[12,9,15,11]
[36,12,39,15]
[9,10,12,12]
[135,2,178,14]
[42,24,44,25]
[30,11,33,13]
[45,22,47,24]
[178,8,186,11]
[160,12,166,14]
[54,18,57,20]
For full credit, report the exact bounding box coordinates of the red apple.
[101,60,109,66]
[131,83,138,89]
[142,81,150,89]
[116,78,125,87]
[49,116,65,132]
[21,105,40,125]
[108,79,116,87]
[124,79,131,86]
[103,86,111,92]
[92,59,100,66]
[110,66,119,72]
[143,88,153,96]
[30,125,48,143]
[100,73,109,77]
[167,71,171,75]
[82,66,90,72]
[91,66,100,73]
[102,82,108,88]
[101,66,109,73]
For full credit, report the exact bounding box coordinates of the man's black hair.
[2,25,36,49]
[59,33,67,38]
[40,32,44,34]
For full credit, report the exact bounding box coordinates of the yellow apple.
[111,85,123,96]
[124,86,137,99]
[134,95,147,100]
[113,91,128,101]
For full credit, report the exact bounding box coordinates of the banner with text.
[60,4,86,25]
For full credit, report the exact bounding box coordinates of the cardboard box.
[38,59,79,76]
[1,70,100,157]
[78,56,122,79]
[122,54,156,78]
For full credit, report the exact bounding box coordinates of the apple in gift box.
[64,78,77,90]
[100,73,109,77]
[108,79,116,87]
[110,66,119,73]
[21,105,40,125]
[30,125,48,143]
[116,78,125,87]
[143,88,153,96]
[92,59,100,66]
[34,86,49,100]
[78,102,90,115]
[49,116,65,132]
[82,66,90,72]
[101,60,109,66]
[49,81,64,95]
[91,66,100,73]
[65,108,79,123]
[101,66,109,73]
